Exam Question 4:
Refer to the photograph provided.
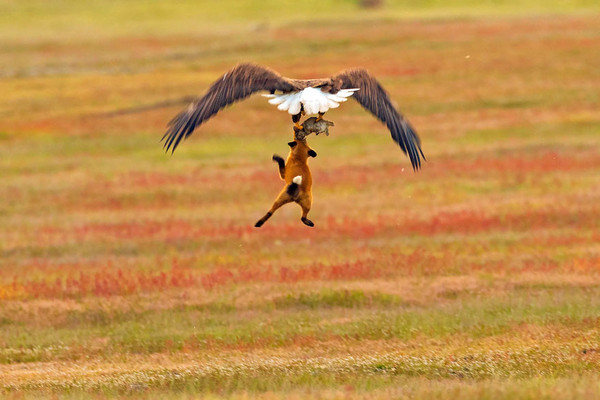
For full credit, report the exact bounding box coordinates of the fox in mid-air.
[255,137,317,228]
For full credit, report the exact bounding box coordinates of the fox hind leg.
[255,191,292,228]
[301,217,314,227]
[297,194,314,227]
[254,212,272,228]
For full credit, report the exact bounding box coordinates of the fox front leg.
[272,154,285,180]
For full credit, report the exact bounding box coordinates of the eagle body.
[163,63,425,170]
[263,87,359,115]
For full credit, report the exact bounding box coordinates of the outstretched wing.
[330,68,425,170]
[162,63,298,152]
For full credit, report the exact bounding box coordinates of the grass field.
[1,1,600,398]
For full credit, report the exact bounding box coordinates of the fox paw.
[301,217,314,227]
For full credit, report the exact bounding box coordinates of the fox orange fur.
[255,138,317,227]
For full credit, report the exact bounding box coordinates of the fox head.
[288,139,317,160]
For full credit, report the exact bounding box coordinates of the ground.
[1,1,600,398]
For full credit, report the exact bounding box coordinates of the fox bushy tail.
[286,175,302,196]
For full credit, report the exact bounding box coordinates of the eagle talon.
[294,122,304,131]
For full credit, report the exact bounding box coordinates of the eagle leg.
[292,112,303,131]
[315,112,324,122]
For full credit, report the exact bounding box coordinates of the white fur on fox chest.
[263,87,359,115]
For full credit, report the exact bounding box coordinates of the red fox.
[255,138,317,227]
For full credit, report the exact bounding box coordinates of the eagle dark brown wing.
[330,68,425,170]
[162,63,299,152]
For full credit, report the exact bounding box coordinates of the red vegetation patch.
[38,221,256,244]
[397,207,600,236]
[521,257,600,275]
[34,203,600,248]
[4,250,598,300]
[0,259,381,300]
[75,151,600,203]
[320,206,599,239]
[199,259,377,290]
[435,151,600,174]
[317,151,600,185]
[3,267,196,300]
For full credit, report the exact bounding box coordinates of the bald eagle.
[163,63,425,170]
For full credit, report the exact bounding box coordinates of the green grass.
[2,286,600,365]
[3,0,600,42]
[6,376,600,399]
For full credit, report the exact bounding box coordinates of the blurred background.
[1,0,600,397]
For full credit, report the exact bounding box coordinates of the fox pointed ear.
[288,141,297,148]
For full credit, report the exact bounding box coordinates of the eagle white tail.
[292,175,302,185]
